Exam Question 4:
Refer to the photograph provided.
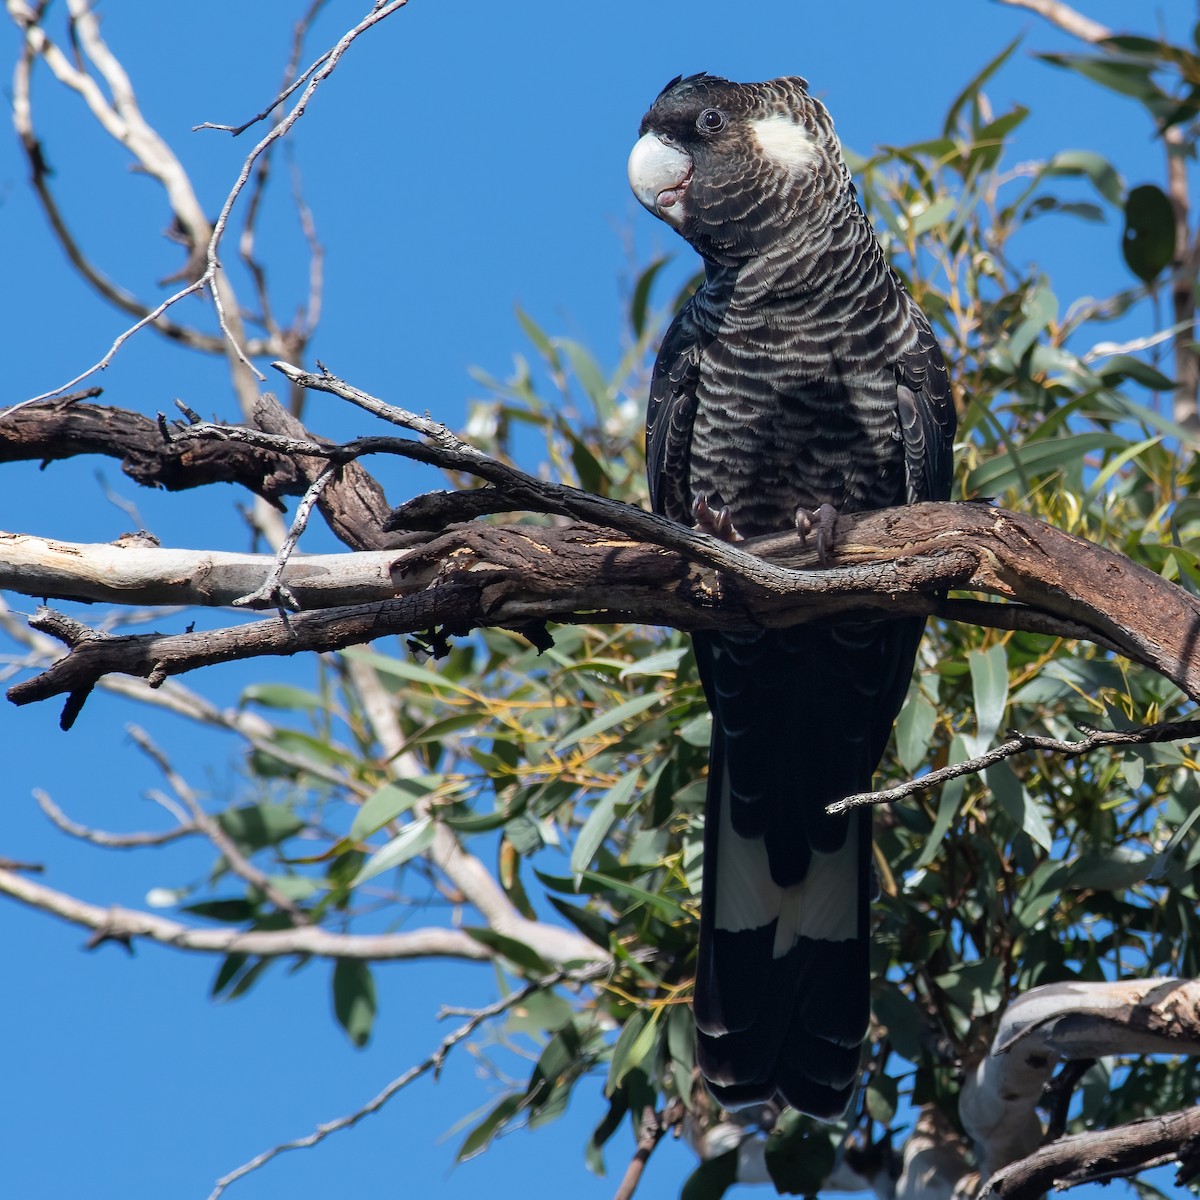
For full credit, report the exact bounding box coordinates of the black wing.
[895,308,955,505]
[646,301,701,523]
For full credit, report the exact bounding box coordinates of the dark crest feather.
[656,70,708,99]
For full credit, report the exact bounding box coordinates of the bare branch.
[964,978,1200,1183]
[125,724,309,923]
[207,960,611,1200]
[0,860,492,961]
[613,1102,683,1200]
[829,718,1200,814]
[9,491,1200,726]
[4,0,410,410]
[992,0,1111,42]
[980,1105,1200,1198]
[36,788,197,848]
[231,461,341,610]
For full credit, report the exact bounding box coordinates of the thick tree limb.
[980,1106,1200,1198]
[7,500,1200,727]
[0,861,489,961]
[965,978,1200,1184]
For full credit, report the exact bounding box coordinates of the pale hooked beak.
[628,133,692,228]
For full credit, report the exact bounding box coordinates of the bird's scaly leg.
[692,493,742,542]
[794,502,839,566]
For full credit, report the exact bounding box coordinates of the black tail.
[691,618,919,1116]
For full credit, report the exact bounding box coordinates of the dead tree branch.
[830,718,1200,814]
[6,497,1200,729]
[966,978,1200,1186]
[0,860,491,961]
[206,959,612,1200]
[980,1105,1200,1198]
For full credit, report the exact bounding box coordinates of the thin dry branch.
[3,0,408,410]
[126,724,309,923]
[830,718,1200,814]
[0,860,491,961]
[206,960,611,1200]
[980,1106,1200,1198]
[36,788,197,848]
[8,498,1200,729]
[993,0,1110,43]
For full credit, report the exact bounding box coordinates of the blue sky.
[1,2,1195,1198]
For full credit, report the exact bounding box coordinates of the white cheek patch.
[750,113,819,176]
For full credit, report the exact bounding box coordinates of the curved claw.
[692,493,742,543]
[795,503,839,567]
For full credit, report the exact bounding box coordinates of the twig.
[3,0,409,409]
[613,1100,683,1200]
[198,1,411,382]
[0,860,492,961]
[206,962,610,1200]
[125,724,310,924]
[233,461,341,610]
[993,0,1110,42]
[828,718,1200,814]
[194,0,333,138]
[35,788,197,848]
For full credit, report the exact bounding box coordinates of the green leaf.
[556,338,612,415]
[1044,149,1123,206]
[866,1073,898,1124]
[183,899,258,923]
[553,691,661,753]
[332,959,376,1047]
[349,778,438,841]
[341,648,477,696]
[606,1010,648,1094]
[619,648,687,679]
[965,432,1127,496]
[934,956,1005,1018]
[350,816,435,886]
[240,683,326,712]
[515,305,561,371]
[1065,847,1151,891]
[456,1093,523,1162]
[1009,286,1058,362]
[908,195,955,237]
[872,980,926,1059]
[630,256,671,339]
[681,1150,739,1200]
[987,762,1053,851]
[578,870,690,920]
[546,894,613,949]
[943,37,1022,137]
[570,770,640,876]
[586,1090,629,1175]
[896,686,937,774]
[211,952,250,998]
[1095,356,1174,393]
[463,926,552,976]
[916,755,966,870]
[1122,184,1176,283]
[1040,52,1167,106]
[666,1001,696,1099]
[764,1109,838,1194]
[969,644,1008,748]
[217,803,304,853]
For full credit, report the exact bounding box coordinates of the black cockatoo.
[628,74,955,1118]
